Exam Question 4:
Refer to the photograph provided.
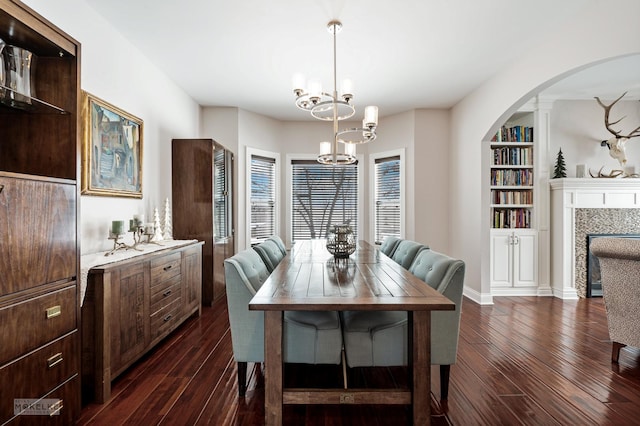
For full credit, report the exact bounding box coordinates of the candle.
[144,224,154,235]
[129,219,135,232]
[111,220,125,236]
[133,214,145,227]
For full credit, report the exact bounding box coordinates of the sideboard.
[81,241,203,404]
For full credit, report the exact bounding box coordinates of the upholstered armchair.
[391,239,428,269]
[224,248,343,396]
[590,237,640,363]
[253,239,286,273]
[341,249,465,400]
[379,236,402,257]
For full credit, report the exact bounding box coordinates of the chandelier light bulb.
[292,72,306,95]
[341,78,353,101]
[308,79,322,103]
[364,105,378,128]
[344,142,356,157]
[319,141,331,156]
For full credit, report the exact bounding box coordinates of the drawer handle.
[46,306,61,319]
[163,265,173,271]
[163,289,172,297]
[49,400,63,416]
[163,314,173,322]
[47,352,63,368]
[0,184,4,194]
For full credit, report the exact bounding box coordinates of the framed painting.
[81,91,143,198]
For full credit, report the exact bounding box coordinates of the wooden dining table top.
[249,239,455,312]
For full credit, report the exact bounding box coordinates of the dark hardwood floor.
[78,296,640,425]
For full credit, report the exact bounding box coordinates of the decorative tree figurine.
[153,207,164,241]
[163,197,173,240]
[553,148,567,178]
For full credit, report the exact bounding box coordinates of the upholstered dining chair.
[379,236,402,257]
[253,239,286,273]
[590,237,640,363]
[340,249,465,401]
[224,248,343,396]
[391,239,429,269]
[267,234,287,256]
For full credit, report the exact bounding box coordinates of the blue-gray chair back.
[253,239,286,273]
[267,235,287,256]
[391,239,428,269]
[379,236,402,257]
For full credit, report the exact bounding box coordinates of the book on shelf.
[490,169,533,186]
[491,125,534,143]
[492,146,533,166]
[492,208,531,229]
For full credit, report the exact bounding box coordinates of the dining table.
[249,239,455,425]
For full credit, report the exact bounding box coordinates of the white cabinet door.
[490,230,537,289]
[513,230,537,287]
[490,231,513,288]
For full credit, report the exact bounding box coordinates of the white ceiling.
[82,0,640,121]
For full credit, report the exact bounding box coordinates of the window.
[291,160,358,241]
[213,148,231,240]
[250,154,276,244]
[374,155,401,244]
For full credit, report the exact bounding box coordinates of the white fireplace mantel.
[550,178,640,299]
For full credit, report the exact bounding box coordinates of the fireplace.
[587,233,640,298]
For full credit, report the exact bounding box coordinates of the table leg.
[264,310,283,425]
[412,310,431,425]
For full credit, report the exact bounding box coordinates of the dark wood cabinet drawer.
[150,275,181,315]
[0,332,78,425]
[150,252,181,284]
[150,297,182,340]
[0,285,76,366]
[1,375,79,426]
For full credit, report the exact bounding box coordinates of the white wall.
[414,109,450,253]
[550,100,640,176]
[24,0,201,255]
[451,0,640,303]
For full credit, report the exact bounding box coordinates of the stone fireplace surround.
[551,179,640,298]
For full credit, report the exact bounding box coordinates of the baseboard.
[463,286,493,305]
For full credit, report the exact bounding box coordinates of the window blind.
[374,155,401,244]
[213,148,228,239]
[250,155,276,244]
[291,160,358,241]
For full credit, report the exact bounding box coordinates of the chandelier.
[292,20,378,165]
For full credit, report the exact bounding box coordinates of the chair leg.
[612,342,626,364]
[237,362,247,396]
[440,365,450,401]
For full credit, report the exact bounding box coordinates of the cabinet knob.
[163,289,172,297]
[163,314,173,322]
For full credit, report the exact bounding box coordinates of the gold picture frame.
[81,91,143,198]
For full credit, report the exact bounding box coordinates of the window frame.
[369,149,405,244]
[246,147,280,247]
[286,153,364,244]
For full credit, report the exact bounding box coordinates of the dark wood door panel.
[0,176,76,295]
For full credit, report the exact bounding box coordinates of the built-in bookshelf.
[490,118,534,229]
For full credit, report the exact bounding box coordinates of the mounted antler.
[595,92,640,166]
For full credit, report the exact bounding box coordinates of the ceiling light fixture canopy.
[292,20,378,165]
